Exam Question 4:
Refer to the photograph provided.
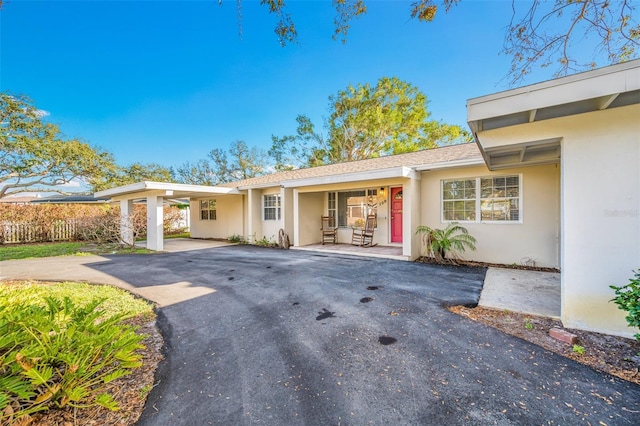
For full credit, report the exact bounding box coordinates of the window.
[337,189,378,227]
[327,192,337,224]
[443,179,476,221]
[200,199,216,220]
[480,176,520,221]
[442,175,520,222]
[263,194,281,220]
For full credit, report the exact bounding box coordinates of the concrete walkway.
[137,237,233,253]
[480,268,561,319]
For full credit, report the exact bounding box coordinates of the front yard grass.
[0,242,154,261]
[0,242,85,261]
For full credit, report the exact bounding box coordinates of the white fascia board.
[95,181,237,199]
[467,59,640,121]
[413,157,486,171]
[278,167,417,189]
[237,182,282,190]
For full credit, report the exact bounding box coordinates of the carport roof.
[94,181,239,200]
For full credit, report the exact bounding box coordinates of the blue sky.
[2,1,569,169]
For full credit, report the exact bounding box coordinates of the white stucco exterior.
[469,60,640,338]
[420,164,560,268]
[189,195,244,239]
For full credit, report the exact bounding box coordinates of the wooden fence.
[0,220,81,244]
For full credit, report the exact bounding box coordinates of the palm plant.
[416,222,477,263]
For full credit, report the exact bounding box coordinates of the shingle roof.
[224,143,482,188]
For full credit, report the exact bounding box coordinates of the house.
[96,59,639,338]
[31,194,111,204]
[468,59,639,338]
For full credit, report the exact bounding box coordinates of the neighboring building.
[96,59,640,338]
[0,195,41,204]
[31,194,111,204]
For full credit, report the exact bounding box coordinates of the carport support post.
[147,195,164,251]
[120,199,134,246]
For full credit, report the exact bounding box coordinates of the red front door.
[390,187,403,243]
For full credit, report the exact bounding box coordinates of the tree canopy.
[173,140,268,185]
[0,93,115,199]
[241,0,639,84]
[270,77,470,169]
[91,162,174,192]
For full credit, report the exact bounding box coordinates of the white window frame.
[199,199,217,221]
[441,174,522,224]
[327,192,337,225]
[263,194,281,221]
[336,188,378,228]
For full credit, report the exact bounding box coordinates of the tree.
[0,93,116,199]
[503,0,639,84]
[269,115,328,171]
[172,159,218,186]
[270,77,471,168]
[91,162,174,192]
[173,140,268,185]
[229,0,638,83]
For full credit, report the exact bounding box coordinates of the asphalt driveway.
[3,245,640,424]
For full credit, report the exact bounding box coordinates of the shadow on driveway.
[5,245,640,424]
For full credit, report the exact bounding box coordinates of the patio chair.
[321,215,338,244]
[351,214,376,247]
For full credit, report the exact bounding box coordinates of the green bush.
[0,296,145,423]
[228,234,244,243]
[416,222,477,263]
[610,269,640,341]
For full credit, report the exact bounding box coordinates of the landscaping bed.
[450,305,640,385]
[0,281,163,426]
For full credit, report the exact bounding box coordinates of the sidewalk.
[479,267,561,319]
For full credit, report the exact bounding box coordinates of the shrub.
[610,269,640,341]
[0,297,145,423]
[228,234,243,243]
[416,222,477,263]
[254,236,275,247]
[0,204,185,245]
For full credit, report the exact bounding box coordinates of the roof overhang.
[479,138,561,170]
[467,60,640,170]
[94,181,240,200]
[278,166,420,189]
[413,157,485,172]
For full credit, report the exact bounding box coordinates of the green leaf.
[101,369,129,384]
[22,365,53,386]
[95,393,119,411]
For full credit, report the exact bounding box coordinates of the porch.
[292,243,407,261]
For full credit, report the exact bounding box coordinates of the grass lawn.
[166,232,190,239]
[0,241,154,261]
[0,280,154,319]
[0,241,85,261]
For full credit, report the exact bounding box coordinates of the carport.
[95,181,241,251]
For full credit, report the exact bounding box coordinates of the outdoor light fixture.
[380,187,385,196]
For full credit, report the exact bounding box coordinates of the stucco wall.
[189,195,244,239]
[420,164,560,268]
[247,188,263,243]
[477,104,640,337]
[296,191,325,246]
